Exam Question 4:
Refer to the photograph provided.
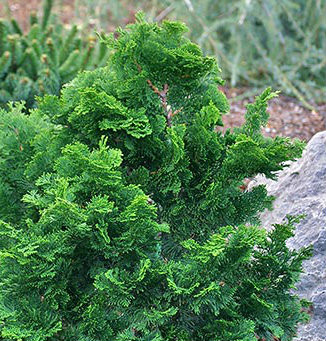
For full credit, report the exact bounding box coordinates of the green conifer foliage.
[0,102,51,223]
[0,14,311,341]
[0,0,109,110]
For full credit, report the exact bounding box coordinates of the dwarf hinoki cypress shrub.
[0,102,51,223]
[0,0,109,109]
[0,14,311,341]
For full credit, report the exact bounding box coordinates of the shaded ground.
[1,1,325,141]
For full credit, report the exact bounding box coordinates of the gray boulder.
[249,131,326,341]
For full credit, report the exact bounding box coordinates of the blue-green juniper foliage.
[0,13,311,341]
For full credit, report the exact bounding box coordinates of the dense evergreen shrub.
[0,102,51,223]
[0,14,311,341]
[0,0,109,109]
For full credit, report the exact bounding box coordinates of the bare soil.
[0,0,75,31]
[221,87,325,142]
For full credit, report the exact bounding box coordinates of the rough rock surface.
[249,131,326,341]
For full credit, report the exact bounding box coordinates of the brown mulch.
[221,87,326,142]
[0,0,74,31]
[1,1,325,142]
[0,0,133,32]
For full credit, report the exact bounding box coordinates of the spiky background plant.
[76,0,326,108]
[0,0,109,110]
[164,0,326,108]
[0,14,311,341]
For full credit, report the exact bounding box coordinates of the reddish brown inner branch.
[135,60,182,127]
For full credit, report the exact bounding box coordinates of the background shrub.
[0,0,109,109]
[75,0,326,107]
[168,0,326,108]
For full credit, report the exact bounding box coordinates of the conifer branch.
[135,60,183,127]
